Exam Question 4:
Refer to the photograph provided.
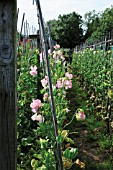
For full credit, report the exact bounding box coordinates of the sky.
[17,0,112,34]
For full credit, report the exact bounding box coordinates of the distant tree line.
[47,6,113,48]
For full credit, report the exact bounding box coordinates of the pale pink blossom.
[48,49,51,54]
[63,91,66,95]
[41,76,48,88]
[76,109,85,121]
[53,52,57,59]
[56,79,63,89]
[57,50,62,56]
[58,93,61,96]
[65,72,73,79]
[54,44,60,49]
[43,93,48,100]
[30,99,42,113]
[51,63,54,67]
[31,113,44,123]
[30,66,37,76]
[64,80,72,89]
[36,114,44,123]
[55,59,61,63]
[61,56,65,61]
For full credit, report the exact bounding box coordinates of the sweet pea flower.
[63,91,66,95]
[48,49,51,54]
[41,76,48,88]
[31,113,44,123]
[58,93,61,96]
[51,63,54,67]
[65,72,73,79]
[31,113,37,121]
[54,44,60,49]
[56,79,63,89]
[64,80,72,89]
[39,51,44,62]
[52,85,56,91]
[30,66,37,76]
[55,59,61,63]
[76,109,85,121]
[57,50,62,56]
[30,99,42,113]
[65,108,70,113]
[61,56,65,61]
[53,51,57,59]
[43,93,48,100]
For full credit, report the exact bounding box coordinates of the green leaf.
[21,137,33,146]
[63,148,78,159]
[31,159,39,168]
[56,135,64,143]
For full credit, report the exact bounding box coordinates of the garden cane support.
[35,0,63,169]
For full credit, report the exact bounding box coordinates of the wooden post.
[0,0,17,170]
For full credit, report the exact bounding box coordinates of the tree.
[84,10,101,40]
[100,7,113,34]
[47,12,83,48]
[84,6,113,43]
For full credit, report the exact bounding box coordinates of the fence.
[75,30,113,52]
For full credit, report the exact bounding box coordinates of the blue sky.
[17,0,112,34]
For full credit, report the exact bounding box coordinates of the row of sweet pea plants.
[30,45,86,169]
[72,48,113,134]
[17,44,39,169]
[17,43,86,169]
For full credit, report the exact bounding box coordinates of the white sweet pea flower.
[31,114,44,123]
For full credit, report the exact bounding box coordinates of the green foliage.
[71,47,113,169]
[17,45,80,169]
[63,148,78,160]
[47,12,83,48]
[84,10,101,40]
[84,6,113,43]
[17,48,39,169]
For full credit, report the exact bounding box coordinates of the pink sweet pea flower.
[30,66,37,76]
[61,56,65,61]
[65,72,73,79]
[41,76,48,88]
[76,109,86,121]
[30,99,42,113]
[56,79,63,89]
[53,51,57,58]
[64,80,72,89]
[43,93,48,100]
[54,44,60,49]
[57,50,62,56]
[63,91,66,95]
[48,49,51,54]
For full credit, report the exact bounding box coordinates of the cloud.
[17,0,112,32]
[41,0,112,20]
[17,0,38,33]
